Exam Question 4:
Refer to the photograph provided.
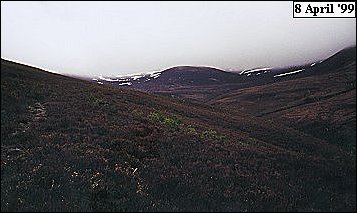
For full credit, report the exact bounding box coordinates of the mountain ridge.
[92,46,356,91]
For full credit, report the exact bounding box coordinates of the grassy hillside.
[1,59,355,211]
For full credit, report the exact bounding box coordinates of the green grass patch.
[148,111,182,130]
[200,129,226,141]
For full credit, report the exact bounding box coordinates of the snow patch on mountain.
[240,67,272,75]
[94,70,163,86]
[274,69,305,78]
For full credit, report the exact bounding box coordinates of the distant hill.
[92,66,246,89]
[1,58,355,211]
[311,46,356,74]
[93,47,356,102]
[143,66,245,86]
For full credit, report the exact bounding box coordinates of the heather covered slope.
[1,59,355,211]
[210,47,356,154]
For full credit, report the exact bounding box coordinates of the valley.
[1,46,356,212]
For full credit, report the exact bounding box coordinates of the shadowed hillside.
[1,59,356,211]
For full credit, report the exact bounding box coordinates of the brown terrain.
[1,46,356,212]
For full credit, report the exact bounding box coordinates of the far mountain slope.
[92,47,356,103]
[210,46,356,154]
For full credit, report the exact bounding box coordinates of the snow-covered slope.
[93,70,163,86]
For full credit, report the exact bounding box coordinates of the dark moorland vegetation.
[210,46,356,156]
[113,46,356,157]
[1,59,356,211]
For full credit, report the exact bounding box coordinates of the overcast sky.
[1,1,356,77]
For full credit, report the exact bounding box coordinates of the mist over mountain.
[1,1,356,212]
[1,2,356,76]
